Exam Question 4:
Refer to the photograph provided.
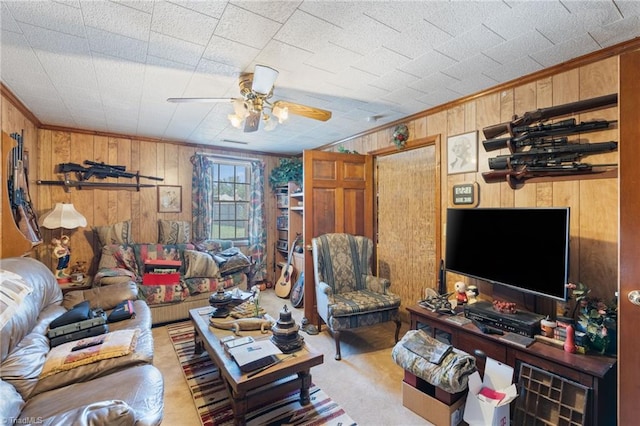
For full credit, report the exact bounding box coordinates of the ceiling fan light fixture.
[272,105,289,123]
[228,114,244,129]
[263,116,277,131]
[232,99,248,118]
[252,65,279,95]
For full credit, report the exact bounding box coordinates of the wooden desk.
[407,304,617,426]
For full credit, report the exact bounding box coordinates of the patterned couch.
[94,240,249,324]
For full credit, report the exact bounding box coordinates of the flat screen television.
[445,207,570,302]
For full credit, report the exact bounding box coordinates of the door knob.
[628,290,640,306]
[306,244,313,251]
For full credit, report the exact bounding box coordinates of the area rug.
[167,321,357,426]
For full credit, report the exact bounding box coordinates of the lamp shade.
[40,203,87,229]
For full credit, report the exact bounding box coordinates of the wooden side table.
[59,275,93,294]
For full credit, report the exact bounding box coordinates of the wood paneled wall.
[331,56,620,315]
[1,47,625,309]
[1,92,284,280]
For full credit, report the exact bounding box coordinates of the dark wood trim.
[317,37,640,151]
[618,47,640,426]
[1,84,42,127]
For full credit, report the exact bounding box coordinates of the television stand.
[407,304,617,426]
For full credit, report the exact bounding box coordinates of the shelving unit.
[274,182,304,278]
[513,363,589,425]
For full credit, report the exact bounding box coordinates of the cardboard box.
[463,358,518,426]
[402,381,465,426]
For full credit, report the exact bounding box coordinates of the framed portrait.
[158,185,182,213]
[447,131,478,175]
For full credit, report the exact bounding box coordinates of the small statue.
[51,236,71,281]
[70,261,87,275]
[454,281,468,305]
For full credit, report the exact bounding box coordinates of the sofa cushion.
[0,380,24,421]
[183,249,219,279]
[63,282,138,311]
[40,329,140,379]
[93,220,135,246]
[1,258,63,363]
[40,400,135,426]
[138,283,190,305]
[0,270,33,329]
[21,365,164,426]
[158,220,191,244]
[132,243,193,275]
[217,247,251,276]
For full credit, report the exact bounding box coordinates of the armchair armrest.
[315,281,333,323]
[364,275,391,294]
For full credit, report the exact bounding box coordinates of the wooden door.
[302,150,374,323]
[618,47,640,425]
[374,136,441,323]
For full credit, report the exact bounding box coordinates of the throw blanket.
[40,329,140,379]
[392,330,476,394]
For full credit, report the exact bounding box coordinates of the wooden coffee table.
[189,308,324,425]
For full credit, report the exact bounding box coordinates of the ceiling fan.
[167,65,332,133]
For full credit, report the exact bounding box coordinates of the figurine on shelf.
[454,281,468,305]
[51,235,71,282]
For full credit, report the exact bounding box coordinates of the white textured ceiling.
[1,1,639,155]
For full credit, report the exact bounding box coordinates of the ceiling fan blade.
[243,110,261,132]
[272,100,332,121]
[166,97,235,103]
[251,65,279,95]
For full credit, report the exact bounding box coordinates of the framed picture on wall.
[447,131,478,175]
[158,185,182,213]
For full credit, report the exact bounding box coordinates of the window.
[211,161,251,242]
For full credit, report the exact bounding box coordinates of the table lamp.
[39,203,87,283]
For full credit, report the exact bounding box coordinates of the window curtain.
[248,160,267,283]
[191,154,267,284]
[190,154,214,240]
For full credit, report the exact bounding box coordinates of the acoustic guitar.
[275,234,301,298]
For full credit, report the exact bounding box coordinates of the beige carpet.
[152,288,429,425]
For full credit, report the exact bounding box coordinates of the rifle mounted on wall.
[482,118,615,152]
[38,173,156,192]
[57,160,163,182]
[487,141,618,170]
[482,163,618,189]
[482,93,618,140]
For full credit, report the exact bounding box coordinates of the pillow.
[158,220,191,244]
[192,239,234,254]
[138,283,189,305]
[183,249,220,278]
[217,247,251,276]
[93,220,134,246]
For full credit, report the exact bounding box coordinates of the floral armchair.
[312,233,402,360]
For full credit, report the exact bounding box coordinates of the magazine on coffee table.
[228,339,282,372]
